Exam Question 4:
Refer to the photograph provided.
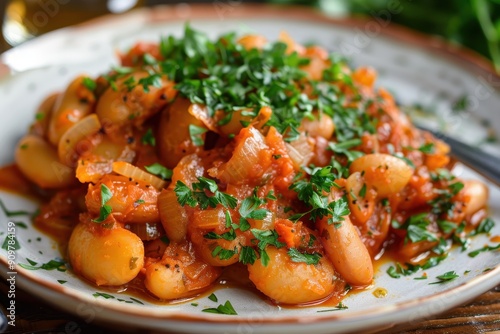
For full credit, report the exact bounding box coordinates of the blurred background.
[0,0,499,72]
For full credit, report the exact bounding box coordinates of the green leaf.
[239,246,257,265]
[2,235,20,251]
[202,300,238,315]
[141,128,156,146]
[401,213,438,244]
[93,292,115,299]
[328,197,350,224]
[287,248,322,265]
[0,199,33,217]
[174,181,197,207]
[138,74,162,92]
[194,177,218,193]
[208,293,218,302]
[386,265,401,279]
[143,53,157,65]
[429,271,459,284]
[437,220,457,234]
[211,245,237,260]
[189,124,208,146]
[19,258,66,272]
[238,217,251,232]
[130,297,144,305]
[92,204,112,223]
[215,192,238,210]
[316,302,348,312]
[247,208,269,220]
[469,217,495,236]
[144,162,172,180]
[449,182,464,195]
[82,77,96,91]
[468,243,500,258]
[418,143,435,154]
[100,184,113,205]
[204,229,236,241]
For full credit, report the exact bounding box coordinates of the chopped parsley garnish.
[121,24,372,140]
[398,213,438,244]
[386,265,401,279]
[208,293,218,302]
[414,274,428,280]
[289,166,350,225]
[202,300,238,315]
[14,221,28,229]
[436,220,457,234]
[428,181,464,217]
[248,229,286,266]
[239,246,258,265]
[469,217,495,236]
[328,138,364,163]
[134,199,145,206]
[212,245,238,260]
[317,302,348,312]
[82,77,96,91]
[92,184,113,223]
[93,292,115,299]
[0,199,33,217]
[468,243,500,258]
[174,177,237,210]
[19,258,66,272]
[405,143,435,154]
[417,143,435,154]
[189,124,208,146]
[204,230,236,241]
[2,235,20,251]
[287,248,322,265]
[386,255,447,279]
[144,162,172,180]
[238,189,269,232]
[429,271,459,284]
[141,128,156,146]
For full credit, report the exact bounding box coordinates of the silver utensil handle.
[420,126,500,186]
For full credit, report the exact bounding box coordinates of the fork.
[418,125,500,186]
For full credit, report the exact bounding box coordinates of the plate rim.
[1,3,499,85]
[1,3,500,332]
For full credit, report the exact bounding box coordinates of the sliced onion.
[112,161,166,190]
[125,222,164,241]
[158,189,188,242]
[285,134,314,170]
[76,159,113,184]
[219,126,269,184]
[188,103,218,132]
[191,208,225,229]
[58,113,101,167]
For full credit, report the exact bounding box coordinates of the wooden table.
[2,279,500,334]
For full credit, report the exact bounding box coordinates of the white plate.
[1,4,500,334]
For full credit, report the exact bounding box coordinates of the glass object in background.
[2,0,144,48]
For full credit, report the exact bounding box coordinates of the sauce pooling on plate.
[3,25,493,306]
